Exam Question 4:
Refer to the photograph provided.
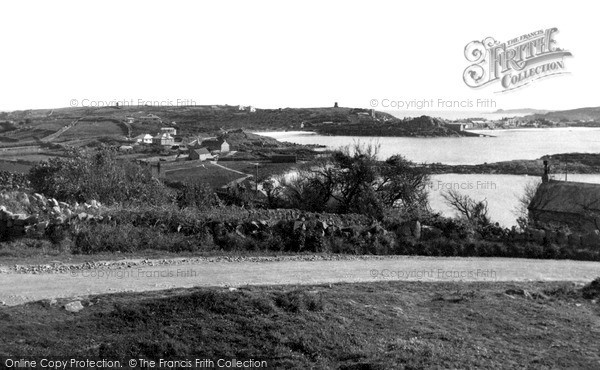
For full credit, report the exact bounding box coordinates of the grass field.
[0,280,598,368]
[165,162,248,187]
[218,161,299,181]
[60,121,126,139]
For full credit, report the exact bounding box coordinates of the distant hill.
[525,106,600,122]
[494,108,549,114]
[0,105,472,144]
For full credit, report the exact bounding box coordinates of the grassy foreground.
[1,281,599,369]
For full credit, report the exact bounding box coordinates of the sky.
[0,0,596,112]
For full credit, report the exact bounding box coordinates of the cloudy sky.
[0,0,595,111]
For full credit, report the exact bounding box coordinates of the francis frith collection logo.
[463,27,572,92]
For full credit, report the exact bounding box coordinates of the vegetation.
[425,153,600,176]
[267,143,430,220]
[442,189,491,227]
[314,115,476,137]
[1,280,599,368]
[28,147,172,205]
[0,143,594,261]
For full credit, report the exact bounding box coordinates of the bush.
[28,147,172,205]
[170,181,221,210]
[581,277,600,299]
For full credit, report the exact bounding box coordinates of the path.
[211,161,253,188]
[1,256,598,306]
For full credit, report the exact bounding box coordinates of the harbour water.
[257,128,600,226]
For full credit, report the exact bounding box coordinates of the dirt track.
[1,256,599,306]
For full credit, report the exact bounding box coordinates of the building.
[528,162,600,232]
[138,114,162,124]
[160,127,177,136]
[133,133,153,144]
[202,138,230,153]
[446,123,466,132]
[189,147,212,161]
[237,105,256,113]
[125,117,135,124]
[152,133,174,146]
[187,138,203,149]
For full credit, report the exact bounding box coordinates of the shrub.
[581,277,600,299]
[170,181,221,210]
[28,147,172,205]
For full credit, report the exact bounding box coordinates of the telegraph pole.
[255,163,259,193]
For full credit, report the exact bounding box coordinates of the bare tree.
[514,179,541,220]
[442,189,490,226]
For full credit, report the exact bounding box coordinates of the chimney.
[542,160,549,183]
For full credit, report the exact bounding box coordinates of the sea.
[255,112,600,227]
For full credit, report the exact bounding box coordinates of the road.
[1,256,599,306]
[210,161,253,187]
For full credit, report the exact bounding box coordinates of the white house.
[152,133,174,146]
[133,133,153,144]
[160,127,177,136]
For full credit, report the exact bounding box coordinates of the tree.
[514,179,541,228]
[275,142,430,219]
[442,189,490,226]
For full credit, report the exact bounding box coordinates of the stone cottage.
[528,161,600,232]
[189,147,212,161]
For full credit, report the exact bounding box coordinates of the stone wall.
[144,160,206,179]
[0,192,102,240]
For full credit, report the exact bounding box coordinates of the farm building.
[189,147,212,161]
[446,123,466,132]
[528,180,600,233]
[237,105,256,113]
[529,164,600,233]
[202,138,230,153]
[133,133,153,144]
[152,133,174,146]
[160,127,177,136]
[187,138,203,149]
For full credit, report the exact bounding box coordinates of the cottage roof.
[528,180,600,215]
